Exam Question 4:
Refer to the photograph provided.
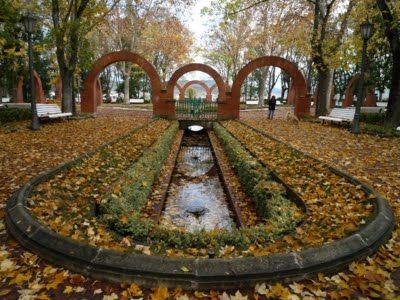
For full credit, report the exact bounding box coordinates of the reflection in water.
[160,133,234,233]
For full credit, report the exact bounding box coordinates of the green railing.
[175,99,218,120]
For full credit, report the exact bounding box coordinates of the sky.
[184,0,213,57]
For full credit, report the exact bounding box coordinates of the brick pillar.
[96,79,103,107]
[56,78,62,100]
[217,92,238,119]
[294,94,311,118]
[15,78,24,103]
[34,71,46,104]
[153,91,175,118]
[330,84,336,108]
[287,82,296,105]
[364,91,377,107]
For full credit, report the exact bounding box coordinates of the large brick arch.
[181,80,212,101]
[231,56,310,118]
[81,50,162,113]
[165,64,227,117]
[343,74,376,108]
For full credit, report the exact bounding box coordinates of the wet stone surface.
[160,130,235,233]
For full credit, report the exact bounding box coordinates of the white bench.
[129,98,144,104]
[36,104,72,119]
[319,108,355,125]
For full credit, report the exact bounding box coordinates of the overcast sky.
[182,0,213,64]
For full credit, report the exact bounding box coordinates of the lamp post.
[352,22,373,134]
[21,14,39,130]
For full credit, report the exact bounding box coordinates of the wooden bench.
[319,108,355,125]
[36,104,72,119]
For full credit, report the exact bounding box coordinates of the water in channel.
[160,128,235,233]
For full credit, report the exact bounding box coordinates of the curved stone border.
[6,127,394,290]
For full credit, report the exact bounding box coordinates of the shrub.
[0,108,31,123]
[360,113,385,125]
[362,123,400,137]
[213,122,294,220]
[99,121,179,216]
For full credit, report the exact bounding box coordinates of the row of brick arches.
[18,51,376,118]
[80,51,309,118]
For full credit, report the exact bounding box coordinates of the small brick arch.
[343,74,376,107]
[181,80,212,102]
[165,64,226,117]
[15,71,46,104]
[81,50,162,113]
[231,56,310,118]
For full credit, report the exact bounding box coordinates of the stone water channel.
[159,128,236,232]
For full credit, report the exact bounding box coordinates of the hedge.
[214,122,294,221]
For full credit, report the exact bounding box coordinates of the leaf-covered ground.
[0,108,399,299]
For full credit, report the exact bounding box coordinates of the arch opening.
[81,51,162,114]
[231,56,310,118]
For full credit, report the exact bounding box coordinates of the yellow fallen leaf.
[63,286,73,294]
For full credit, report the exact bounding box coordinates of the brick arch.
[15,71,46,104]
[343,74,376,107]
[81,50,162,113]
[231,56,310,118]
[165,63,226,117]
[181,80,212,102]
[174,83,183,100]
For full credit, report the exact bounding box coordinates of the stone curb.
[6,123,394,290]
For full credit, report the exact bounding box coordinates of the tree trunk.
[315,68,333,116]
[306,59,313,94]
[257,67,268,107]
[378,91,383,102]
[385,52,400,127]
[124,74,130,104]
[267,67,277,101]
[60,70,73,113]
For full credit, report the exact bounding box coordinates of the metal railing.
[175,99,218,120]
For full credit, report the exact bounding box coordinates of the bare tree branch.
[228,0,268,16]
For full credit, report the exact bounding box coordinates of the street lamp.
[21,13,40,130]
[352,22,373,134]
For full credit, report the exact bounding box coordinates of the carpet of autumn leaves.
[0,107,399,299]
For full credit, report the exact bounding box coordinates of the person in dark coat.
[268,96,276,119]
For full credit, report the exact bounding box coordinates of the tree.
[0,0,24,101]
[308,0,356,116]
[97,0,193,104]
[50,0,120,113]
[375,0,400,127]
[201,0,253,84]
[140,15,193,82]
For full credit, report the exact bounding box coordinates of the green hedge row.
[99,121,179,217]
[214,122,292,221]
[0,108,31,123]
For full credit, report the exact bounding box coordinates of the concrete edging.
[6,124,395,290]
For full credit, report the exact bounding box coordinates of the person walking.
[268,95,276,119]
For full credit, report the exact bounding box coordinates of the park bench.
[36,104,72,119]
[319,107,355,126]
[129,98,144,104]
